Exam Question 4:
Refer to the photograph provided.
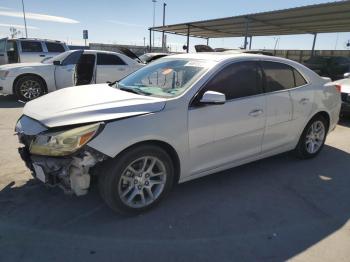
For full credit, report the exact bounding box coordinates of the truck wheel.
[98,145,174,215]
[14,75,46,101]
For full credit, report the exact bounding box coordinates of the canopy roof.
[150,1,350,38]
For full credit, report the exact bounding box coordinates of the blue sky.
[0,0,349,52]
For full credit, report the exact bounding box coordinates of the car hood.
[0,62,51,70]
[23,84,167,128]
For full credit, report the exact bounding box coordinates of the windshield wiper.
[119,87,142,95]
[107,80,118,87]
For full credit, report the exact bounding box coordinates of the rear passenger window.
[20,41,43,52]
[97,53,126,65]
[261,61,294,92]
[293,69,307,87]
[200,61,263,101]
[45,42,65,52]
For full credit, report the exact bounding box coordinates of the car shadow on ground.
[0,145,349,261]
[0,94,24,108]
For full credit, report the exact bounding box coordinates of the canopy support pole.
[243,17,250,49]
[249,36,252,50]
[187,25,190,53]
[311,33,317,57]
[149,29,152,52]
[207,38,209,46]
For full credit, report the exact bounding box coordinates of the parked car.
[332,75,350,115]
[303,56,350,80]
[139,53,171,64]
[15,53,341,214]
[0,49,143,101]
[0,38,69,65]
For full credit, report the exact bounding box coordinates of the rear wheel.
[98,145,174,214]
[294,115,328,159]
[14,75,46,101]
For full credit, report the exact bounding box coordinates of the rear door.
[260,61,294,152]
[188,61,266,174]
[54,50,83,89]
[96,53,131,83]
[0,38,8,65]
[19,40,46,63]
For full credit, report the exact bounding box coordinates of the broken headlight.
[30,123,103,156]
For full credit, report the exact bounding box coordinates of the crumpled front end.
[16,115,109,196]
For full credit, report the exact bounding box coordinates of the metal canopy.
[150,1,350,39]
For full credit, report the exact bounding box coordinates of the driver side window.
[193,61,263,105]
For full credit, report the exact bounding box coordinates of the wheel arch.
[13,73,48,94]
[310,111,330,132]
[113,140,181,184]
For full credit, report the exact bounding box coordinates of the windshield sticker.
[162,68,173,75]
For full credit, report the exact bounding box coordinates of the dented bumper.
[18,144,107,196]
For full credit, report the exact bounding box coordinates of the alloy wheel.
[19,80,42,100]
[305,120,325,154]
[118,156,167,208]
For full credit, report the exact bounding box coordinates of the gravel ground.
[0,94,350,262]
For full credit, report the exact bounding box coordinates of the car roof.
[169,52,282,63]
[83,49,123,55]
[12,38,65,43]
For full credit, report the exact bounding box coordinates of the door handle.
[39,55,46,57]
[249,109,263,117]
[299,98,310,105]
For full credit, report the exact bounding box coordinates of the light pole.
[162,2,166,52]
[152,0,157,49]
[21,0,28,38]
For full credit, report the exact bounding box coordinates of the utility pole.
[152,0,157,49]
[162,2,167,52]
[21,0,28,38]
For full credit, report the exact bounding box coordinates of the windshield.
[117,58,212,98]
[42,50,75,64]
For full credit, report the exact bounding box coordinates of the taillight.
[335,84,341,93]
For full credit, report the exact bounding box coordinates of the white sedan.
[15,53,341,214]
[0,50,143,101]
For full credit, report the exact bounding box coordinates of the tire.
[294,115,328,159]
[98,145,174,215]
[14,75,46,101]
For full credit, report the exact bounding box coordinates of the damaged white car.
[16,53,341,214]
[0,49,143,101]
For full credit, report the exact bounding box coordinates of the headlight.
[30,123,103,156]
[0,70,9,79]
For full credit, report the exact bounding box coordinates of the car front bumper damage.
[18,135,108,196]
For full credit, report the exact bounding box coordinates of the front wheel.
[98,145,174,214]
[294,115,328,159]
[14,75,46,101]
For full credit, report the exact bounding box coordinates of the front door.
[188,61,266,175]
[0,38,8,65]
[54,50,83,89]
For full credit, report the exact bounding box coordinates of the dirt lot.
[0,94,350,262]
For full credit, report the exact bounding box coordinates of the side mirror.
[199,91,226,105]
[53,60,61,66]
[344,72,350,79]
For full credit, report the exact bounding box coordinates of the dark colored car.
[303,56,350,81]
